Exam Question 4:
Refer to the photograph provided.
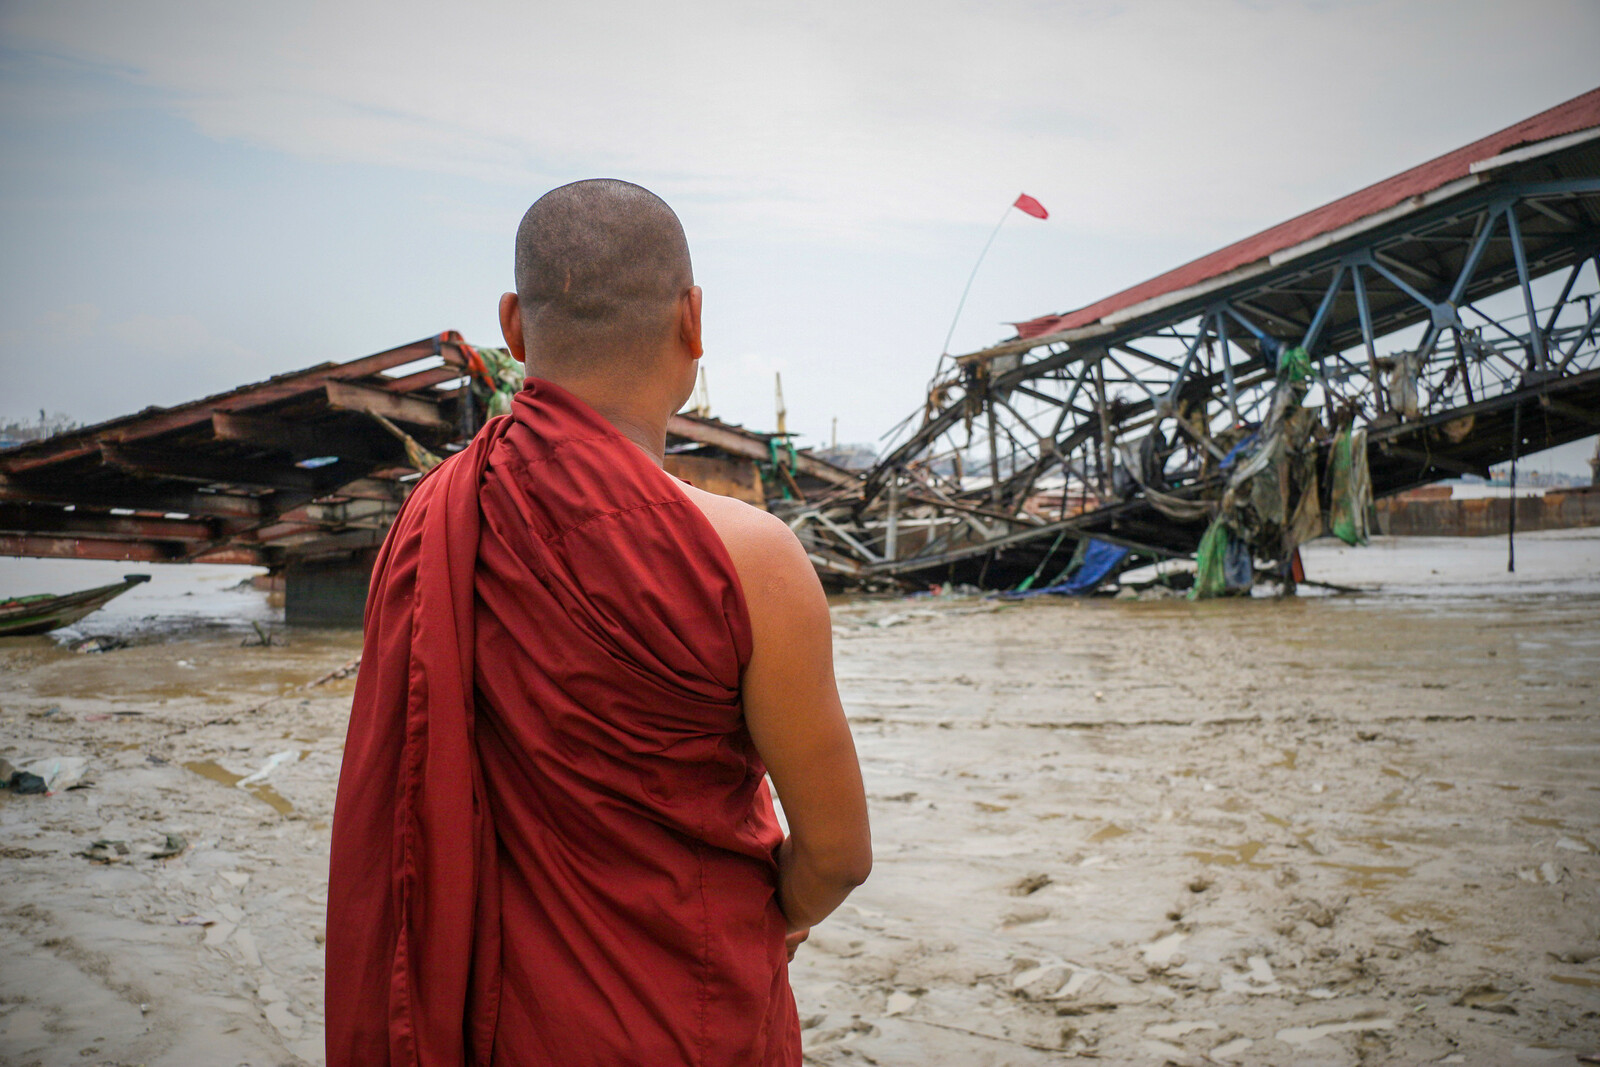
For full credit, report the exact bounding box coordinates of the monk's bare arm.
[682,487,872,932]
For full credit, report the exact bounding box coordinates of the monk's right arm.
[735,511,872,933]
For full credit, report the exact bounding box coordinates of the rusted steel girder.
[0,504,222,543]
[0,335,468,474]
[0,331,853,573]
[0,533,263,565]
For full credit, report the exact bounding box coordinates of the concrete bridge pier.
[283,551,376,627]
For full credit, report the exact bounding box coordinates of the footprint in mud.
[1001,903,1053,927]
[1009,873,1052,896]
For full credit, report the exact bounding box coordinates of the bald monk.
[326,179,871,1066]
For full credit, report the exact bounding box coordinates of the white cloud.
[3,0,1597,441]
[6,0,1597,244]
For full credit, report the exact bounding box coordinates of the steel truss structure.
[787,106,1600,589]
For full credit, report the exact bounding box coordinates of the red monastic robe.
[326,379,799,1066]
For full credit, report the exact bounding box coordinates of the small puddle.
[1275,749,1298,771]
[1088,823,1129,843]
[1550,974,1600,990]
[1261,812,1292,829]
[1520,816,1565,829]
[1315,861,1412,890]
[184,759,241,788]
[183,760,295,816]
[1189,841,1268,869]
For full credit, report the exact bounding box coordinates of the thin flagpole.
[941,202,1014,357]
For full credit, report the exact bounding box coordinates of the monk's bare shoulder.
[676,482,820,610]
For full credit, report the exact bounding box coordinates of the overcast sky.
[1,0,1597,469]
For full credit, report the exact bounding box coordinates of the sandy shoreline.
[1,533,1597,1065]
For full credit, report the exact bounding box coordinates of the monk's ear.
[499,292,527,364]
[680,286,703,359]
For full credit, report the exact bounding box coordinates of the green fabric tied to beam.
[1278,345,1314,383]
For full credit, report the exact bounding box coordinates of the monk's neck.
[527,373,669,467]
[586,401,669,467]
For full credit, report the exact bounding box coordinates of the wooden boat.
[0,574,151,637]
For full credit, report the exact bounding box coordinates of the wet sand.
[1,532,1598,1065]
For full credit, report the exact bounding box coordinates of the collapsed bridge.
[782,89,1600,591]
[3,91,1599,613]
[0,333,854,622]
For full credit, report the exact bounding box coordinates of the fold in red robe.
[327,379,799,1066]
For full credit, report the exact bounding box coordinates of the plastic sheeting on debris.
[1328,425,1373,546]
[1191,521,1229,600]
[477,347,523,419]
[1387,351,1422,419]
[1118,443,1216,522]
[1189,520,1254,599]
[1006,538,1130,598]
[1278,344,1315,384]
[1188,344,1336,598]
[9,755,90,793]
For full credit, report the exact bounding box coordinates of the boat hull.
[0,575,152,637]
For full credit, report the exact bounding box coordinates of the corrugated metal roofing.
[1011,87,1600,342]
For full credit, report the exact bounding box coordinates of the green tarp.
[1328,425,1372,546]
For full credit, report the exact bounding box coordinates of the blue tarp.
[1218,431,1260,471]
[1223,535,1254,590]
[1007,538,1130,598]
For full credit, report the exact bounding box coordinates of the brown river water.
[1,530,1597,1065]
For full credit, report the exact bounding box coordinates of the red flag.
[1013,193,1048,219]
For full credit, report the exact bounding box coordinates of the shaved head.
[514,179,693,361]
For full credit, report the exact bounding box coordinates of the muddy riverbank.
[1,532,1597,1065]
